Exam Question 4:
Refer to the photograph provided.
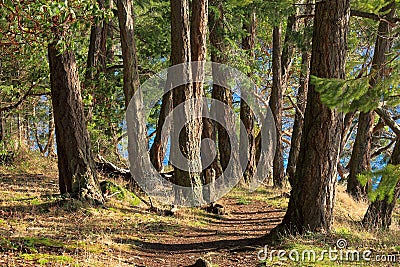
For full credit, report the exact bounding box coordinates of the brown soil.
[0,173,285,267]
[130,198,284,267]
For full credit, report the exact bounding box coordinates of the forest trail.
[0,172,285,267]
[128,197,284,266]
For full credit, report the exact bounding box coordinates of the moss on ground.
[100,180,141,206]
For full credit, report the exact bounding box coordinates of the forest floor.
[0,153,400,267]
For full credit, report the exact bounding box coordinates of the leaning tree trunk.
[347,3,394,200]
[363,139,400,229]
[240,9,257,183]
[149,91,172,172]
[274,0,350,234]
[170,0,203,203]
[269,25,285,188]
[287,0,313,187]
[48,43,104,205]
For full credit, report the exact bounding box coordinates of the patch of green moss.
[237,196,251,205]
[22,237,65,253]
[100,181,141,206]
[19,253,74,265]
[334,227,362,244]
[66,241,104,254]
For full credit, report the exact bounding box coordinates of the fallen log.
[95,155,131,180]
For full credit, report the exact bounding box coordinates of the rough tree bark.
[346,111,374,199]
[209,0,239,178]
[117,0,149,188]
[190,0,217,185]
[117,0,140,108]
[281,9,298,92]
[170,0,203,202]
[240,9,257,183]
[273,0,350,234]
[269,25,285,188]
[287,1,313,186]
[347,3,395,200]
[48,43,104,205]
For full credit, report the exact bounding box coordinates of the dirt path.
[0,173,285,267]
[130,198,284,266]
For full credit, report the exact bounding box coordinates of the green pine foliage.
[312,54,400,113]
[358,164,400,203]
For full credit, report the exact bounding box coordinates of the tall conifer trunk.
[273,0,350,234]
[48,44,104,205]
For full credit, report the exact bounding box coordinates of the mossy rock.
[100,181,141,206]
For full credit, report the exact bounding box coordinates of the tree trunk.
[84,0,108,122]
[190,0,207,63]
[269,25,284,188]
[48,43,104,205]
[190,0,216,185]
[117,0,140,109]
[209,0,236,174]
[149,91,172,171]
[287,1,313,187]
[85,0,107,83]
[337,111,356,180]
[32,105,44,153]
[170,0,203,203]
[281,10,298,92]
[117,0,149,188]
[0,111,5,144]
[274,0,350,234]
[43,109,56,157]
[363,139,400,229]
[240,9,257,183]
[347,3,395,200]
[346,112,373,199]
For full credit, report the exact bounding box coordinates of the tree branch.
[350,9,400,23]
[375,107,400,138]
[0,82,36,112]
[297,10,400,23]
